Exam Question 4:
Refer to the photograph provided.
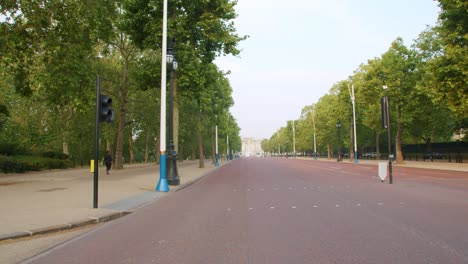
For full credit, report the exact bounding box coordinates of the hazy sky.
[215,0,440,140]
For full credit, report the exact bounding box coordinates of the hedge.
[0,155,74,173]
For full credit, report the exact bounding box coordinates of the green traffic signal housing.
[100,94,114,123]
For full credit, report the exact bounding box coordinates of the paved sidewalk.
[296,157,468,172]
[0,159,225,241]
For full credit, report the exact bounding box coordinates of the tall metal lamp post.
[348,84,358,164]
[215,114,219,167]
[166,39,180,186]
[307,106,318,160]
[226,113,231,161]
[156,0,170,192]
[292,120,296,158]
[382,85,393,184]
[336,120,342,162]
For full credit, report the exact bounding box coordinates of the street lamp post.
[382,85,393,184]
[292,120,296,158]
[348,84,358,164]
[336,120,342,162]
[215,115,219,167]
[156,0,170,192]
[166,39,180,186]
[313,108,317,160]
[307,106,318,160]
[226,114,232,161]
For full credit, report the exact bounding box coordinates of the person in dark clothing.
[104,151,112,175]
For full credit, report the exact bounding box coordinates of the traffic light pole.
[93,75,101,208]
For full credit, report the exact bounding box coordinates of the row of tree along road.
[261,0,467,163]
[0,0,247,172]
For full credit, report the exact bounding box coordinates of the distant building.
[241,138,263,157]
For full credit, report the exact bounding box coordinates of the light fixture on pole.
[156,0,170,192]
[166,38,180,186]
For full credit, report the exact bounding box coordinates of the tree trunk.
[144,134,149,163]
[327,144,331,160]
[198,131,205,168]
[174,74,179,155]
[425,137,432,153]
[114,63,129,169]
[198,111,205,168]
[396,106,404,164]
[62,142,69,155]
[179,144,184,161]
[128,132,135,164]
[376,132,380,159]
[155,137,160,165]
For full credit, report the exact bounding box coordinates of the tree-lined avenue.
[25,158,468,264]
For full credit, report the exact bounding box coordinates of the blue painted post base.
[156,154,170,192]
[215,154,219,167]
[354,151,358,164]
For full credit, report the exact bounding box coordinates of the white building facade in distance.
[241,137,264,157]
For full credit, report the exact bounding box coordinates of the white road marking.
[291,206,297,209]
[227,208,231,211]
[313,205,318,208]
[288,187,293,190]
[249,207,254,210]
[336,205,340,207]
[270,206,275,209]
[260,188,265,191]
[378,203,384,206]
[356,204,361,206]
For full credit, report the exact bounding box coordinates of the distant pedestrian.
[104,151,112,175]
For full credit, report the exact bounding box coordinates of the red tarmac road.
[24,158,468,264]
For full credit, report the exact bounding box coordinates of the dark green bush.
[41,151,70,160]
[0,143,19,156]
[0,155,73,173]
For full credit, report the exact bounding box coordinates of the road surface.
[23,158,468,263]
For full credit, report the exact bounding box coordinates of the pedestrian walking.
[104,151,112,175]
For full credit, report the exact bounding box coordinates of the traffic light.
[100,94,114,123]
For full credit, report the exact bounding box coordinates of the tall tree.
[432,0,468,117]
